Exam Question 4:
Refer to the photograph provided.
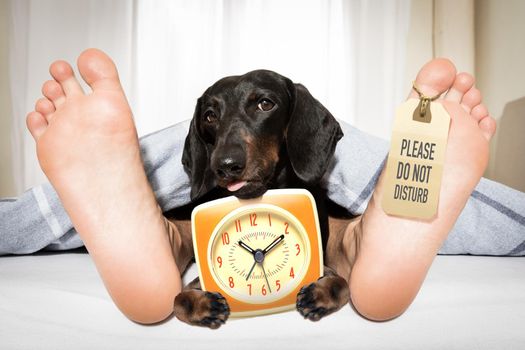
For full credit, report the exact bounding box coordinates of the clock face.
[207,204,311,304]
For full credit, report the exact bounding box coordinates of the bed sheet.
[1,251,524,350]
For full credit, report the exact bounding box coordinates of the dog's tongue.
[227,181,247,192]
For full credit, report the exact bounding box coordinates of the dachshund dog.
[168,70,359,329]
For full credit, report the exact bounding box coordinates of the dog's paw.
[173,290,230,329]
[296,275,350,321]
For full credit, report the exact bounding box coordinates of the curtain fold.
[7,0,29,195]
[433,0,475,74]
[7,0,410,193]
[7,0,134,193]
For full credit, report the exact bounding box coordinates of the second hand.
[246,261,257,281]
[260,262,272,293]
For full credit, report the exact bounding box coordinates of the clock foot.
[296,268,350,321]
[173,290,230,329]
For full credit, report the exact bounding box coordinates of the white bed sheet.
[1,252,524,350]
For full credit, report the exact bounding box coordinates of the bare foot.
[26,49,181,323]
[348,59,496,320]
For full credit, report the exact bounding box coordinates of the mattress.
[1,251,524,350]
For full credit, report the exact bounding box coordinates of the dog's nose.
[214,156,246,180]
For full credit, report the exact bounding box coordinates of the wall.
[475,0,525,192]
[0,0,16,197]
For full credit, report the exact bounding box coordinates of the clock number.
[289,267,295,279]
[276,280,281,292]
[284,222,289,234]
[295,243,301,256]
[228,276,235,288]
[247,283,252,295]
[268,213,272,226]
[221,232,230,245]
[250,213,257,226]
[217,256,222,268]
[262,284,267,296]
[235,219,242,232]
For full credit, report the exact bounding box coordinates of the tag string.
[412,81,443,117]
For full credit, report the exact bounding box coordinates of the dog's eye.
[204,110,218,123]
[257,99,275,112]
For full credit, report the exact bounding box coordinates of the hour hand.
[238,240,255,254]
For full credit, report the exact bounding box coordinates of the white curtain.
[7,0,410,194]
[8,0,134,193]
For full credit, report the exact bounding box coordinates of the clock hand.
[246,261,257,281]
[262,234,285,255]
[241,235,281,287]
[260,262,272,293]
[238,240,256,255]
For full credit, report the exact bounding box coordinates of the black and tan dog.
[167,70,360,329]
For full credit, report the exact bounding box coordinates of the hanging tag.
[381,98,450,219]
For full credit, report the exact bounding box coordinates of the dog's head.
[182,70,343,201]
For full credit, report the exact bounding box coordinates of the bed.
[1,251,524,349]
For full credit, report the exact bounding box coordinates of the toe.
[408,58,457,99]
[35,98,55,121]
[471,103,489,122]
[26,111,48,140]
[479,116,497,141]
[77,48,122,91]
[445,72,475,102]
[42,80,65,107]
[49,60,84,97]
[461,87,482,113]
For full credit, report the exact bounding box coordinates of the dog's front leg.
[296,266,350,321]
[173,277,230,329]
[296,216,361,321]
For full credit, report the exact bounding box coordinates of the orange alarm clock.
[191,189,323,317]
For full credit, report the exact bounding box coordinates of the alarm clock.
[191,189,323,317]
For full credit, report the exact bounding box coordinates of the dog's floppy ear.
[285,81,344,184]
[182,99,216,201]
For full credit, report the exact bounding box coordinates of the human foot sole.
[27,49,182,323]
[348,59,496,321]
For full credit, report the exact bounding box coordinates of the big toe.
[77,48,123,92]
[408,58,457,99]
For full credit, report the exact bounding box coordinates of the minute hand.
[262,235,285,255]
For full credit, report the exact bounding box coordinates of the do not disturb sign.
[381,98,450,219]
